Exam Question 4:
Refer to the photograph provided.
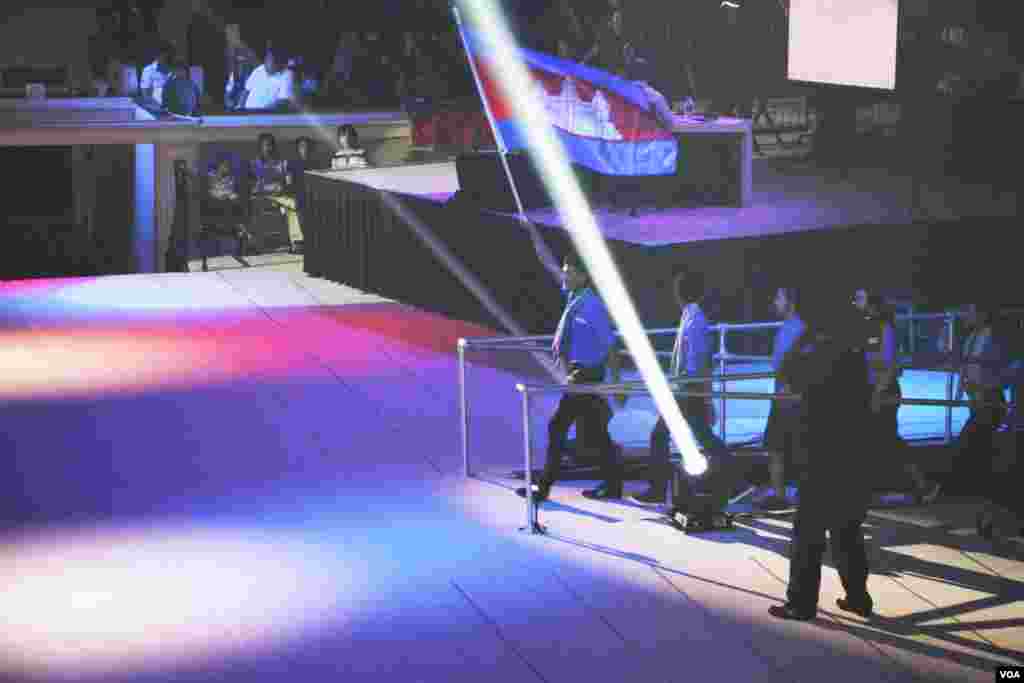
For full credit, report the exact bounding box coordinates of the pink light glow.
[0,307,497,402]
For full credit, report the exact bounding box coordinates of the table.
[671,115,753,207]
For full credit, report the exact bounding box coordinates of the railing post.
[945,313,955,444]
[458,339,470,478]
[519,385,540,534]
[907,305,916,355]
[718,324,728,442]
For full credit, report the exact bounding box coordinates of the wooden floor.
[0,270,1021,682]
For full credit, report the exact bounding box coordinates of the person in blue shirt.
[631,269,731,507]
[759,286,807,511]
[517,253,623,502]
[853,289,940,504]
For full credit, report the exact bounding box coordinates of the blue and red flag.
[463,33,678,176]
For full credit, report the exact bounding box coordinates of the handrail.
[460,307,1024,349]
[511,381,995,534]
[512,379,983,408]
[517,384,798,399]
[459,306,1024,477]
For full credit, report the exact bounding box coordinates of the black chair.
[198,156,251,271]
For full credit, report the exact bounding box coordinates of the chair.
[198,156,251,271]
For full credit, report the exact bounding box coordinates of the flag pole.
[451,3,562,282]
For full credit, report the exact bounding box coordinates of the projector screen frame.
[783,0,904,96]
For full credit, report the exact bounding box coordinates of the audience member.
[224,46,258,110]
[582,9,631,76]
[353,32,401,105]
[331,125,369,171]
[163,61,201,117]
[240,47,298,110]
[207,156,241,203]
[140,43,175,106]
[187,0,228,105]
[271,136,316,253]
[396,33,445,113]
[328,31,362,101]
[759,286,807,511]
[556,39,575,60]
[89,9,122,96]
[769,297,876,622]
[287,137,317,208]
[113,1,150,68]
[202,153,250,261]
[532,0,585,56]
[288,56,320,100]
[251,133,287,195]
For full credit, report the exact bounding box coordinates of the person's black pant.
[787,492,870,614]
[544,379,621,490]
[649,395,731,502]
[949,397,1006,496]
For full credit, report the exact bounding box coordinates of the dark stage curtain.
[303,174,568,334]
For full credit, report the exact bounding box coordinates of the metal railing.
[510,379,983,534]
[458,308,1021,479]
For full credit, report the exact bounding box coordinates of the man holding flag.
[517,253,624,502]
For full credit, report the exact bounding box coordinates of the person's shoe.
[629,485,667,505]
[757,496,792,512]
[917,481,942,505]
[582,482,623,500]
[515,483,549,503]
[768,604,815,621]
[836,596,874,618]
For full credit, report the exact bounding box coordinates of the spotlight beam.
[455,1,707,475]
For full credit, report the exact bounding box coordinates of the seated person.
[204,155,247,219]
[331,125,368,171]
[163,61,201,116]
[225,47,258,110]
[140,43,175,106]
[92,57,123,97]
[240,47,298,111]
[327,31,360,101]
[349,33,400,105]
[201,154,249,260]
[288,57,319,100]
[251,133,288,195]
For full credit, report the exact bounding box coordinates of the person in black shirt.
[89,9,122,94]
[582,9,631,76]
[163,61,201,116]
[768,299,876,621]
[187,2,228,107]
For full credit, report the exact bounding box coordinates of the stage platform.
[303,157,1021,335]
[0,271,1020,682]
[311,157,1018,247]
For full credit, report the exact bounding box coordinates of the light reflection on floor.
[0,523,355,678]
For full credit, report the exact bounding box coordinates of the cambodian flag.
[463,33,678,176]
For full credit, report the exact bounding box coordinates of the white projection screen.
[787,0,899,90]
